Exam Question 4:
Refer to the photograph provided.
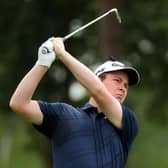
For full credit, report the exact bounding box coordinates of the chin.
[117,98,124,104]
[115,96,125,104]
[120,99,125,104]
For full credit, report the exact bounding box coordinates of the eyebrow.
[112,75,129,85]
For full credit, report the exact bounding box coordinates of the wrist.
[56,50,68,60]
[36,54,55,68]
[35,64,49,70]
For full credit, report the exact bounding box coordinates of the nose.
[119,87,125,94]
[119,83,127,94]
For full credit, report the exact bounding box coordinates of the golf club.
[41,8,121,54]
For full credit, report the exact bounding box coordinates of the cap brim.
[96,67,140,86]
[120,67,140,86]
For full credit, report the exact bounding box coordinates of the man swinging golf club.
[9,9,140,168]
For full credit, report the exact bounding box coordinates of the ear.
[99,73,106,81]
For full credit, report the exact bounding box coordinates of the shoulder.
[122,104,138,121]
[38,101,74,111]
[38,101,81,118]
[33,102,80,137]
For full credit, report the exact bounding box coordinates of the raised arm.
[53,38,122,128]
[9,39,56,125]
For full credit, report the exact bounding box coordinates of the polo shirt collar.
[81,103,98,113]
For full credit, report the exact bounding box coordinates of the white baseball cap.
[94,61,140,86]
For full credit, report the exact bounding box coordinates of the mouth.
[115,94,123,101]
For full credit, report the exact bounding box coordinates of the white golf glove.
[36,37,56,68]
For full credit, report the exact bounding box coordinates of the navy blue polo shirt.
[34,102,138,168]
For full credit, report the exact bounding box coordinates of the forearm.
[58,51,104,96]
[10,65,48,105]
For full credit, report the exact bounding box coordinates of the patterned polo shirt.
[34,102,138,168]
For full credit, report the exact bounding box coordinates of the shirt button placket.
[92,113,103,168]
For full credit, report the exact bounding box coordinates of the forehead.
[105,71,129,81]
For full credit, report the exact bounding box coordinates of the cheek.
[103,80,118,93]
[107,84,116,94]
[106,81,117,90]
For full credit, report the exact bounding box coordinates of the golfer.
[10,37,140,168]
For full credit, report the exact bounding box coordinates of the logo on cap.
[95,68,106,75]
[111,62,124,67]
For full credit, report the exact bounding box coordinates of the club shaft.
[63,8,120,41]
[41,8,121,54]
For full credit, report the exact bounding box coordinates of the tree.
[98,0,123,60]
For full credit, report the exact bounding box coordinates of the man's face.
[101,71,129,103]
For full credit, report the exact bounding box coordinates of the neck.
[89,97,101,113]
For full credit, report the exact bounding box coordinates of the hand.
[36,37,56,68]
[53,38,66,59]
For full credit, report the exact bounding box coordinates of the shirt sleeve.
[119,105,139,152]
[33,101,63,138]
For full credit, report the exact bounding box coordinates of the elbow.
[9,97,25,114]
[9,97,19,112]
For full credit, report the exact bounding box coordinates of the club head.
[111,8,122,23]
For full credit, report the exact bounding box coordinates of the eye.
[113,78,120,82]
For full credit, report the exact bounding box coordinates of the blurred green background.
[0,0,168,167]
